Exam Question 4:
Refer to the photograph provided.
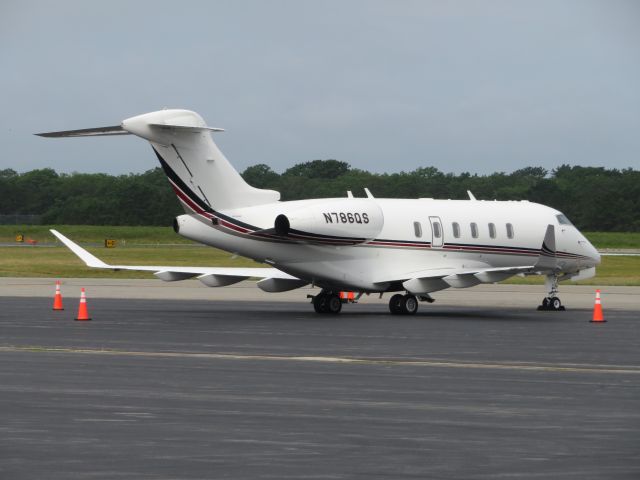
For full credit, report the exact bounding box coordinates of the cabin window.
[488,223,496,239]
[470,222,478,238]
[556,214,573,226]
[413,221,422,238]
[452,222,460,238]
[433,221,442,238]
[506,223,514,239]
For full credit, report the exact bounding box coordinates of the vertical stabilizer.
[121,110,279,212]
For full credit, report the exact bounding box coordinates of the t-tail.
[36,109,280,212]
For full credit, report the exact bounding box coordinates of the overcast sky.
[1,0,639,176]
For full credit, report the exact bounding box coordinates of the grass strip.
[1,225,638,284]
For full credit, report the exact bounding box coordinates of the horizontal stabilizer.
[35,126,129,137]
[149,123,225,133]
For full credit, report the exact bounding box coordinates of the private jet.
[38,109,602,314]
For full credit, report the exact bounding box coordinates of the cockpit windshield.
[556,214,574,226]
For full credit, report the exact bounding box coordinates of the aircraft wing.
[50,230,307,292]
[375,225,560,292]
[376,265,536,292]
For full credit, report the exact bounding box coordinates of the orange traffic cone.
[340,291,355,303]
[75,288,92,321]
[52,280,64,311]
[590,289,605,323]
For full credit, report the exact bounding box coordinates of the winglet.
[535,224,557,270]
[541,224,556,255]
[50,229,111,268]
[35,126,129,137]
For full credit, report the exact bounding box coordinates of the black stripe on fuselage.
[151,147,589,258]
[288,228,367,244]
[153,147,258,230]
[444,242,540,254]
[153,147,382,243]
[154,147,212,213]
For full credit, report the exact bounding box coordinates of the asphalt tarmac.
[1,296,639,479]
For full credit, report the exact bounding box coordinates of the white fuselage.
[175,197,601,292]
[38,108,602,299]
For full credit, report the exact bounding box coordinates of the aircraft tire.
[389,294,404,314]
[401,294,418,315]
[313,293,328,313]
[326,294,342,314]
[550,297,563,311]
[537,297,550,310]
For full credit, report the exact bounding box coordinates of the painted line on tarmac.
[1,345,639,375]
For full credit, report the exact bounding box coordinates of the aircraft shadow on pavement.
[155,303,576,323]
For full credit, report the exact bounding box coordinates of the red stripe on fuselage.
[168,179,214,220]
[165,180,588,260]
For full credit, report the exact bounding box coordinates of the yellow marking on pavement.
[1,345,639,375]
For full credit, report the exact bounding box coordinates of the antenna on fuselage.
[467,190,477,201]
[364,188,374,199]
[347,191,353,198]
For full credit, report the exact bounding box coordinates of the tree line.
[1,162,638,231]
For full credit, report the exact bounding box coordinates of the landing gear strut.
[389,293,419,315]
[312,291,342,314]
[537,275,565,311]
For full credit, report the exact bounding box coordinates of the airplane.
[38,109,603,315]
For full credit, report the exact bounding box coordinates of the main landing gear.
[311,290,429,315]
[312,291,342,314]
[537,274,565,311]
[389,293,419,315]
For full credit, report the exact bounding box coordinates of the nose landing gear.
[537,275,566,311]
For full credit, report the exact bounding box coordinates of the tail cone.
[75,288,92,321]
[52,281,64,311]
[590,289,606,323]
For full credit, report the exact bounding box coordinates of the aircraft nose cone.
[585,242,601,265]
[593,248,602,265]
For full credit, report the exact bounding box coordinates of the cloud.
[1,0,638,175]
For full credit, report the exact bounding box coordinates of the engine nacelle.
[173,214,215,244]
[274,199,384,244]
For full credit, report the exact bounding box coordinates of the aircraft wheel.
[313,293,328,313]
[401,294,418,315]
[550,297,563,311]
[389,294,404,314]
[326,294,342,314]
[537,297,550,311]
